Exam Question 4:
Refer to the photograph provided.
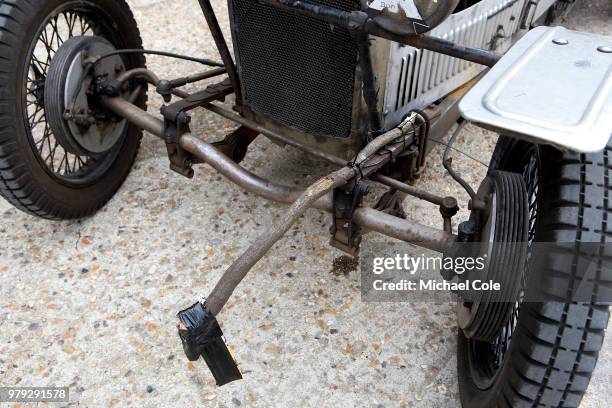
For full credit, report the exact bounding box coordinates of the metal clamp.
[330,178,370,256]
[160,79,234,178]
[161,107,195,178]
[211,126,259,164]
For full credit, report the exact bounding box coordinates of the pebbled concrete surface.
[0,0,610,407]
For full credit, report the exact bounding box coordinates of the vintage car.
[0,0,609,406]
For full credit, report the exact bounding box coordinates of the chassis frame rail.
[102,93,456,257]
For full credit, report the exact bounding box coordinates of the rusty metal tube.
[197,0,243,105]
[102,95,164,137]
[372,174,446,206]
[116,67,160,84]
[167,68,227,88]
[365,22,501,67]
[179,135,334,212]
[206,166,356,315]
[354,207,454,253]
[261,0,501,67]
[115,68,211,100]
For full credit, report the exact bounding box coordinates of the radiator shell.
[376,0,529,130]
[228,0,362,140]
[228,0,533,157]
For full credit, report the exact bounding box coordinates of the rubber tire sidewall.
[457,136,611,407]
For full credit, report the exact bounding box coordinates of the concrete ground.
[0,0,610,407]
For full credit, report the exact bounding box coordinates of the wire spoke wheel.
[22,3,135,186]
[26,10,96,180]
[458,136,609,407]
[0,0,144,219]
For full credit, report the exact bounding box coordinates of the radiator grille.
[229,0,360,138]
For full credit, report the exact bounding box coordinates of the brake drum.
[44,36,128,155]
[457,171,529,342]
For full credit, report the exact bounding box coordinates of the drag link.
[372,174,446,206]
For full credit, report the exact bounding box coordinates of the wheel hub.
[44,36,128,155]
[456,171,529,342]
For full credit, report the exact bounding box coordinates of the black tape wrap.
[177,301,242,386]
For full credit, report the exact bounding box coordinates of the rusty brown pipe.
[116,67,160,84]
[179,135,334,212]
[205,165,356,316]
[102,95,164,136]
[353,207,454,254]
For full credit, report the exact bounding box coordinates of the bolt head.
[597,45,612,53]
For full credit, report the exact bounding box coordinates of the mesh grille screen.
[230,0,360,138]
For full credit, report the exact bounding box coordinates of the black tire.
[458,136,611,407]
[0,0,146,219]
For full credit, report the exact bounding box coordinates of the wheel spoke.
[79,16,93,35]
[65,12,77,37]
[28,105,43,128]
[36,125,51,154]
[49,16,64,48]
[71,153,79,173]
[39,28,55,61]
[63,151,71,175]
[30,55,49,77]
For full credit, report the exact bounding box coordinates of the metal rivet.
[597,45,612,53]
[552,38,568,45]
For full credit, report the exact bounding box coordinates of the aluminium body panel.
[459,26,612,153]
[375,0,530,130]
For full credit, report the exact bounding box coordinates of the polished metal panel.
[460,26,612,153]
[376,0,528,130]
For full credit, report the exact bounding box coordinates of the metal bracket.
[211,126,259,164]
[160,79,234,178]
[161,109,194,178]
[374,189,407,219]
[93,78,123,97]
[330,179,370,256]
[162,79,233,120]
